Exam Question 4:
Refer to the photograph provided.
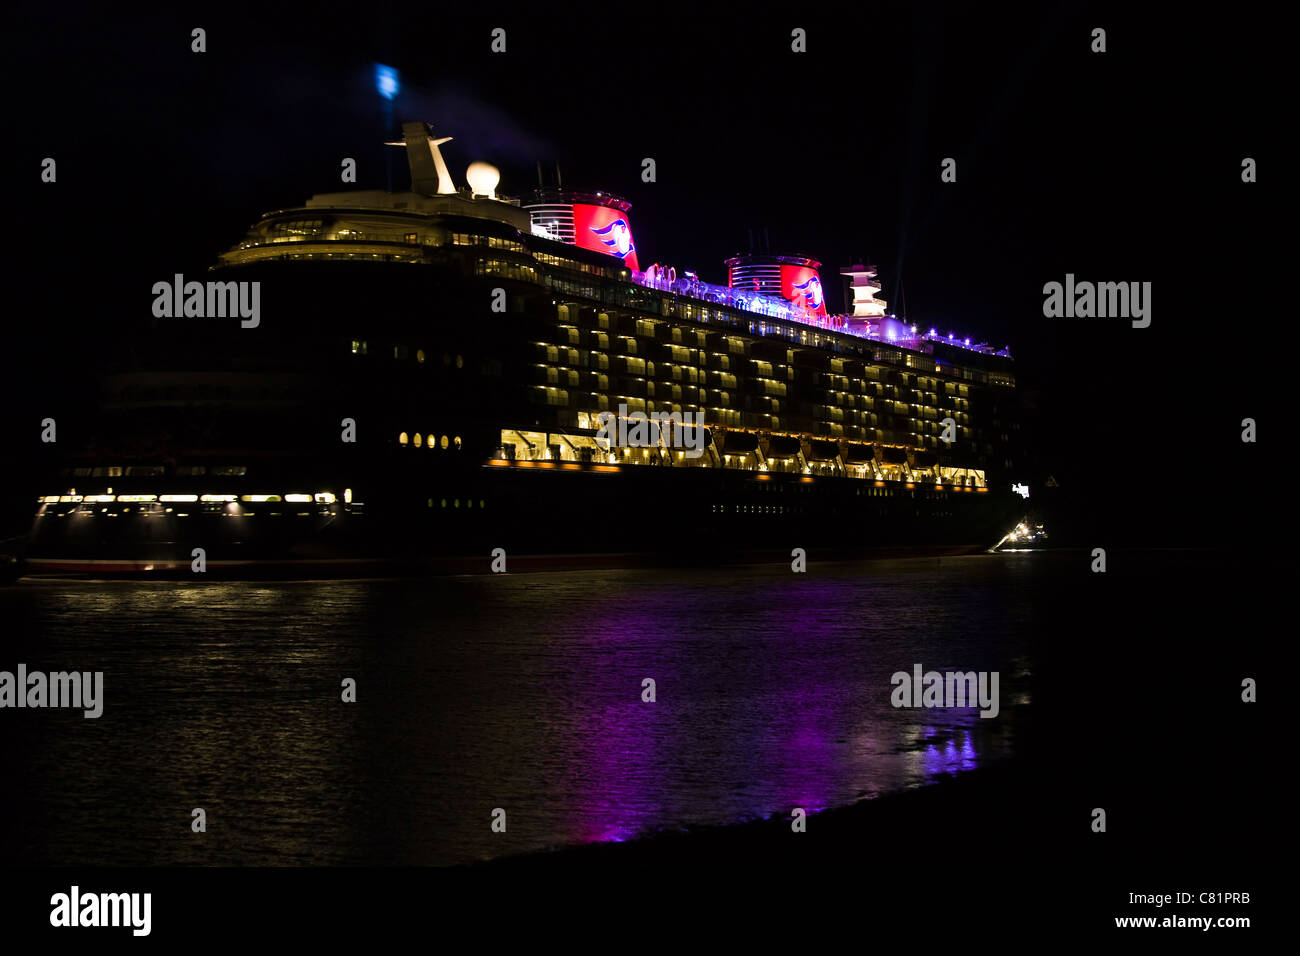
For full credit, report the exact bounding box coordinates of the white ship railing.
[626,268,1008,357]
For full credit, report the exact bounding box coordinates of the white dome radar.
[466,162,500,200]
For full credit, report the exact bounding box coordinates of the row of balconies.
[528,357,983,426]
[526,378,979,446]
[538,331,783,373]
[550,301,998,391]
[531,339,984,409]
[555,398,982,453]
[560,304,900,371]
[540,335,982,405]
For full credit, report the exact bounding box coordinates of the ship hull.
[23,462,1023,577]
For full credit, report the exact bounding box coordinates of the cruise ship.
[23,121,1027,575]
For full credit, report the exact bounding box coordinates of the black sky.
[4,2,1286,527]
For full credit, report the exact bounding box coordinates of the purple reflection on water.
[919,728,980,779]
[556,570,1008,850]
[561,601,678,846]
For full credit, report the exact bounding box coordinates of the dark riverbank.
[476,753,1271,934]
[478,759,1037,869]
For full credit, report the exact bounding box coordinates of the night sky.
[4,3,1284,535]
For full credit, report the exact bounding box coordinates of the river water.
[1,555,1039,865]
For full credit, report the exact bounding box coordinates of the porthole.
[399,432,409,445]
[440,435,449,450]
[414,433,423,448]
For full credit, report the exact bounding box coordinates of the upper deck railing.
[626,267,1009,358]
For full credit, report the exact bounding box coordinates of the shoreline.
[474,759,1036,871]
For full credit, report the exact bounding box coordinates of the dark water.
[0,556,1038,866]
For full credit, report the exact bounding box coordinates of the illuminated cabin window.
[454,436,462,450]
[427,432,436,449]
[475,258,538,282]
[399,432,409,445]
[440,435,449,450]
[416,349,426,363]
[414,433,423,448]
[455,354,464,369]
[451,233,525,252]
[350,340,368,355]
[532,386,570,407]
[404,233,418,245]
[267,218,323,241]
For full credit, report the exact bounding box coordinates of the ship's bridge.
[220,119,532,267]
[218,189,531,267]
